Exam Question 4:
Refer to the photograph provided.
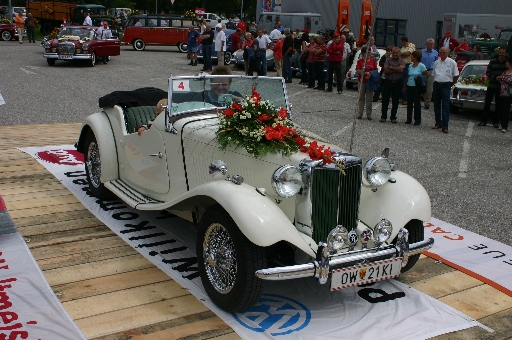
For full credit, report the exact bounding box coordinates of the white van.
[257,12,322,33]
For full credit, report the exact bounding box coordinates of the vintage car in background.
[346,48,386,89]
[43,25,120,66]
[122,14,197,52]
[449,60,506,113]
[0,22,18,41]
[196,29,236,65]
[232,48,275,70]
[77,75,433,312]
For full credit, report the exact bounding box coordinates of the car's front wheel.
[84,132,111,199]
[345,82,354,89]
[133,39,145,51]
[46,58,55,66]
[197,206,266,312]
[449,103,460,114]
[396,219,424,272]
[1,30,11,41]
[89,52,96,67]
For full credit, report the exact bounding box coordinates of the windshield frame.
[460,64,487,79]
[165,75,291,134]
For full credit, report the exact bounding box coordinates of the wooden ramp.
[0,124,511,340]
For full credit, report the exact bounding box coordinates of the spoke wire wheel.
[86,140,102,189]
[203,223,237,294]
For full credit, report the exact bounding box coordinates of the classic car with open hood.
[76,75,433,312]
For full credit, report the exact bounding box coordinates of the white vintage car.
[450,60,493,113]
[76,75,433,312]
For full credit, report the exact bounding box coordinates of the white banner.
[20,145,487,339]
[424,218,512,296]
[0,200,87,339]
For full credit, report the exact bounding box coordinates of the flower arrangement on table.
[460,74,489,87]
[216,86,345,172]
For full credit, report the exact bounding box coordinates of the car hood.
[174,113,341,196]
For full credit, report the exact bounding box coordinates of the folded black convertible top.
[98,87,168,108]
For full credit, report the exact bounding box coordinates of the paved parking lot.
[1,41,511,246]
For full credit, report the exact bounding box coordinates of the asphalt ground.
[1,41,511,247]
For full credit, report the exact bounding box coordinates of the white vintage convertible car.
[76,75,433,312]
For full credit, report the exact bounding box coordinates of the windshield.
[167,75,290,122]
[89,8,107,16]
[498,30,512,42]
[460,64,487,78]
[59,27,95,40]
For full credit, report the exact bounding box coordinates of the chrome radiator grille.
[310,163,362,243]
[59,42,75,55]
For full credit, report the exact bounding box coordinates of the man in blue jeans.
[200,25,214,72]
[432,47,459,134]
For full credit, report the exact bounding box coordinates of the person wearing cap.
[326,33,344,94]
[214,24,226,66]
[439,30,459,52]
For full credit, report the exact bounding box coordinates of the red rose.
[223,109,235,118]
[278,108,288,120]
[295,137,306,146]
[232,103,243,111]
[257,114,270,122]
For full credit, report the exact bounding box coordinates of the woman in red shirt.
[355,46,378,119]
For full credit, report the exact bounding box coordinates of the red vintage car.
[0,23,18,41]
[43,25,120,66]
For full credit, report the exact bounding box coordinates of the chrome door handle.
[150,152,163,158]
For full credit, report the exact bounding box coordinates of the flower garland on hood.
[216,86,345,172]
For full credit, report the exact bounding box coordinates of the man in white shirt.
[96,21,112,64]
[432,47,459,133]
[83,12,92,26]
[257,29,272,76]
[214,24,226,66]
[269,25,281,42]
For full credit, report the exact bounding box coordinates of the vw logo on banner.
[232,294,311,336]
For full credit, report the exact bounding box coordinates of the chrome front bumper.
[255,228,434,284]
[44,53,93,60]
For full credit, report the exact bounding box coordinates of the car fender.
[144,180,316,257]
[358,170,431,237]
[76,112,118,183]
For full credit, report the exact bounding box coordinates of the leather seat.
[124,106,157,133]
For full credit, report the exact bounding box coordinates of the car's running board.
[105,180,163,208]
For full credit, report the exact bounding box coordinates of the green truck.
[470,28,512,57]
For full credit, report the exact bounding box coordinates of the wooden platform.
[0,123,511,340]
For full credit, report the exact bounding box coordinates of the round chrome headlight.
[82,43,89,51]
[271,165,302,198]
[374,219,393,244]
[364,157,391,186]
[327,225,348,253]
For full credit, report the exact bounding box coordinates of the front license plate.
[330,257,403,291]
[58,55,73,59]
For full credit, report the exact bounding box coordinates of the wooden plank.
[63,281,190,319]
[396,256,455,285]
[43,254,155,286]
[207,332,242,340]
[75,295,209,339]
[8,202,87,219]
[53,267,172,302]
[30,236,128,260]
[26,225,115,249]
[13,208,94,228]
[17,216,101,238]
[439,284,512,320]
[37,245,137,271]
[2,188,77,202]
[408,270,483,299]
[0,171,55,183]
[5,194,80,211]
[0,178,65,193]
